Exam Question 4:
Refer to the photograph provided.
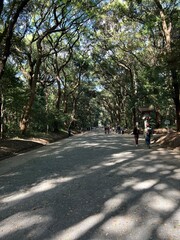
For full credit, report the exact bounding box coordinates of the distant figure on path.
[145,123,152,148]
[104,126,110,134]
[121,127,124,134]
[133,125,140,146]
[68,127,72,137]
[116,125,121,134]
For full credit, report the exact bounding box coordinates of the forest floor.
[0,132,69,161]
[152,131,180,151]
[0,130,179,161]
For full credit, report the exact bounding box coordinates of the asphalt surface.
[0,129,180,240]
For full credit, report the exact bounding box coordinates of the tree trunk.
[0,0,3,16]
[171,69,180,131]
[19,58,41,134]
[52,77,62,133]
[0,88,4,139]
[56,77,62,110]
[53,120,59,133]
[132,107,137,127]
[0,0,30,80]
[19,92,35,134]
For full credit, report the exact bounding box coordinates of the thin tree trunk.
[132,107,136,127]
[52,77,62,133]
[171,69,180,131]
[0,0,3,16]
[56,77,61,110]
[0,87,4,139]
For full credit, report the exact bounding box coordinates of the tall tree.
[154,0,180,131]
[0,0,31,138]
[0,0,30,79]
[17,0,89,134]
[120,0,180,130]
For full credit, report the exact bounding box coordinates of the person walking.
[133,125,140,146]
[116,125,121,134]
[145,123,152,148]
[104,125,110,134]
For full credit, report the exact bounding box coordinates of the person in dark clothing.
[145,123,152,148]
[133,126,140,146]
[116,125,121,134]
[68,127,71,137]
[104,126,110,134]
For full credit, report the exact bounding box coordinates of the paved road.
[0,130,180,240]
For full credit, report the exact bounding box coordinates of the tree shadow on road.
[0,132,179,240]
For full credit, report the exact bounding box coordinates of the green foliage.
[2,63,26,134]
[0,0,179,137]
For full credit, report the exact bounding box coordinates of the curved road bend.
[0,129,180,240]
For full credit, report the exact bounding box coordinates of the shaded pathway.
[0,130,180,240]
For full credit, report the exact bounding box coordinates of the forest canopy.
[0,0,179,138]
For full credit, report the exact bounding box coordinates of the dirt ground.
[0,131,179,161]
[0,133,69,161]
[153,131,180,151]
